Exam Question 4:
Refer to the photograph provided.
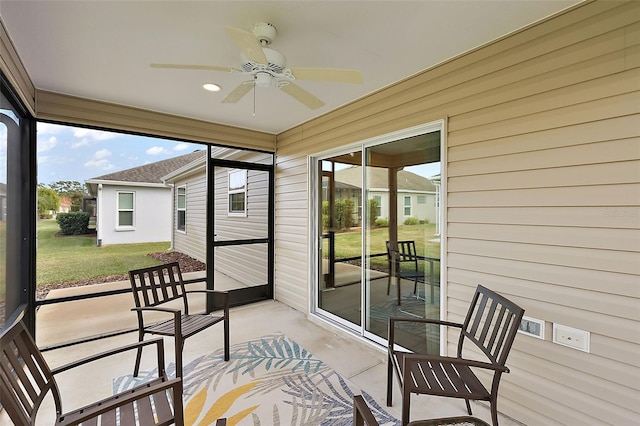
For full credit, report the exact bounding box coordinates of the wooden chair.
[129,262,229,378]
[386,240,423,306]
[0,316,183,425]
[387,285,525,426]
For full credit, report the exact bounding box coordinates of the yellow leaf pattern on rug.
[196,381,261,426]
[184,386,207,425]
[227,405,260,426]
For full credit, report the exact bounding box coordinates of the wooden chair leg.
[386,354,394,407]
[402,383,411,426]
[223,317,230,361]
[396,274,402,306]
[490,402,499,426]
[465,399,472,415]
[133,332,144,377]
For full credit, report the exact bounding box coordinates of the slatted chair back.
[0,319,62,426]
[130,262,189,313]
[458,285,525,366]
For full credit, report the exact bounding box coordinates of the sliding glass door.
[315,122,442,352]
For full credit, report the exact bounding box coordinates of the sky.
[37,123,205,185]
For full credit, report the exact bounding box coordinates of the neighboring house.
[333,166,438,225]
[85,150,205,246]
[58,196,71,213]
[163,147,272,287]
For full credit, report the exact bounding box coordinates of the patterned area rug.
[114,334,400,426]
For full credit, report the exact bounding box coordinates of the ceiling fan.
[151,23,363,110]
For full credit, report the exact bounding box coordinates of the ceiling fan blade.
[280,82,325,110]
[224,26,268,65]
[221,82,254,104]
[290,67,363,84]
[151,63,233,73]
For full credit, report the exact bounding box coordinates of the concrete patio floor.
[0,274,522,425]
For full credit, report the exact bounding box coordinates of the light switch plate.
[553,323,590,352]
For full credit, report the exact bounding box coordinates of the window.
[117,191,134,227]
[228,169,247,216]
[177,186,186,232]
[417,195,426,204]
[404,195,411,216]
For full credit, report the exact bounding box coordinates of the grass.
[327,223,441,270]
[37,219,169,286]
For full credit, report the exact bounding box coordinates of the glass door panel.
[318,152,362,326]
[364,131,441,354]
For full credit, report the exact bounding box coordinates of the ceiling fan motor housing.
[252,22,276,45]
[240,47,286,74]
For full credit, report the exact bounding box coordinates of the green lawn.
[327,223,441,270]
[37,219,169,286]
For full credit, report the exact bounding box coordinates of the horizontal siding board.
[448,238,640,275]
[449,159,640,192]
[447,254,639,298]
[448,139,640,178]
[447,183,640,207]
[36,90,275,151]
[449,114,640,161]
[448,223,640,251]
[449,90,640,147]
[449,206,640,229]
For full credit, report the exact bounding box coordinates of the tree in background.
[37,186,60,218]
[49,180,87,211]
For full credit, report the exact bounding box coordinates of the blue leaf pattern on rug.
[114,333,400,425]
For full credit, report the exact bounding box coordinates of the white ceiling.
[0,1,580,134]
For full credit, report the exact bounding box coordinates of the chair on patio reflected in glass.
[386,240,435,306]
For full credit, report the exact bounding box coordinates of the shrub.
[404,217,420,225]
[375,218,389,227]
[56,212,90,235]
[368,198,379,228]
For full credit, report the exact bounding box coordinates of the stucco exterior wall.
[96,184,171,245]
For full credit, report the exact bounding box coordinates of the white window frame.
[116,191,135,230]
[177,185,186,233]
[228,169,247,217]
[403,195,412,216]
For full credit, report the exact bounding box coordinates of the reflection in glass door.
[315,124,442,353]
[318,152,362,327]
[364,131,441,353]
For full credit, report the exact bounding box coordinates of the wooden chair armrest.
[184,289,230,313]
[353,395,380,426]
[131,306,181,314]
[402,353,510,373]
[57,377,182,426]
[51,337,167,375]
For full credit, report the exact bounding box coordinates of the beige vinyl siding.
[35,90,275,152]
[274,2,639,424]
[173,174,207,263]
[274,154,309,311]
[214,168,269,286]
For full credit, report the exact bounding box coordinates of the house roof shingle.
[335,166,437,191]
[87,150,206,184]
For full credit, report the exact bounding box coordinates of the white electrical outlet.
[553,323,590,352]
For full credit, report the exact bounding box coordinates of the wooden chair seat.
[129,262,230,378]
[393,352,491,400]
[0,313,183,426]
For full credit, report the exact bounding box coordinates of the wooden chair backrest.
[0,318,61,425]
[129,262,188,312]
[459,285,525,366]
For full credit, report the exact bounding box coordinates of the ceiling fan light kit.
[151,22,363,111]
